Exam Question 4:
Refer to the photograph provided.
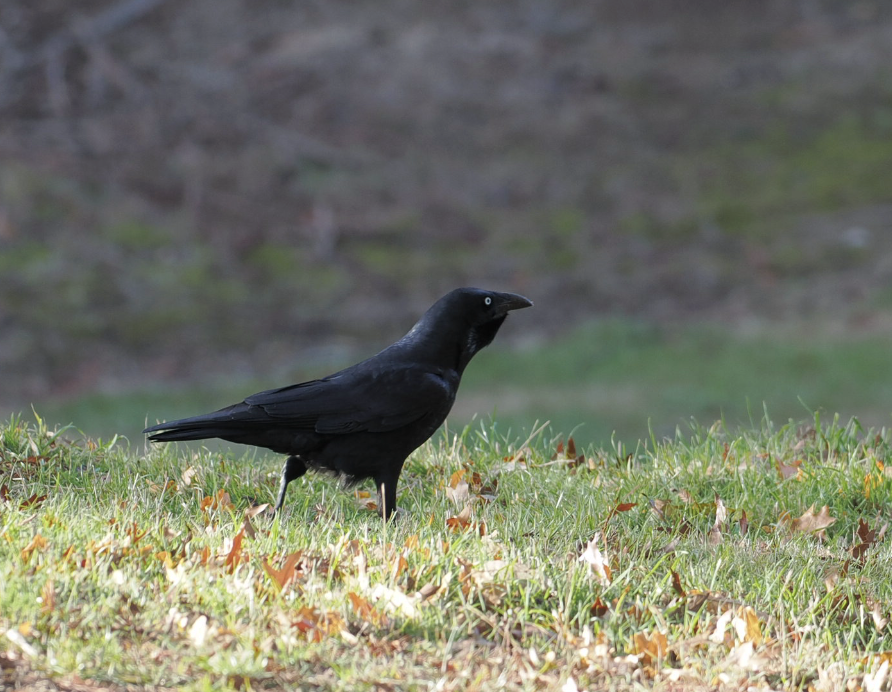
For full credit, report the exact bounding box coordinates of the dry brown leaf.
[871,602,889,632]
[732,607,763,645]
[348,592,387,626]
[864,659,889,692]
[851,518,883,562]
[649,498,670,520]
[445,480,470,507]
[390,553,409,581]
[632,630,668,665]
[707,494,726,546]
[671,570,686,598]
[788,504,836,538]
[776,457,804,481]
[369,584,421,618]
[245,503,269,519]
[201,489,235,512]
[714,494,727,527]
[590,597,609,617]
[354,490,378,511]
[19,494,47,510]
[262,551,303,591]
[446,505,485,534]
[0,485,9,503]
[604,502,638,525]
[20,534,48,563]
[40,580,56,615]
[293,606,345,642]
[224,530,245,572]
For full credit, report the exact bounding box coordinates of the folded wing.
[144,364,455,438]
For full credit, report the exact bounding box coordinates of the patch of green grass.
[1,411,890,690]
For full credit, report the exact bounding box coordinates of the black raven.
[144,288,532,519]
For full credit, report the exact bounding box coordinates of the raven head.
[431,288,533,370]
[399,287,532,371]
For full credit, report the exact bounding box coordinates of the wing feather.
[243,364,455,434]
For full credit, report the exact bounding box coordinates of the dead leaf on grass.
[446,505,485,535]
[20,534,47,563]
[263,551,303,591]
[786,504,836,539]
[851,518,885,562]
[19,493,47,510]
[632,630,668,665]
[348,591,387,627]
[223,530,245,573]
[579,532,611,585]
[776,457,804,481]
[707,494,726,546]
[40,580,56,615]
[731,607,763,645]
[201,489,235,512]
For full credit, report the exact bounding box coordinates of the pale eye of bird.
[484,297,492,306]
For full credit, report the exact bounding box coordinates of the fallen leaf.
[263,551,303,591]
[40,580,56,615]
[632,630,668,665]
[851,518,882,562]
[562,677,579,692]
[732,607,763,645]
[245,504,269,519]
[788,504,836,538]
[590,597,609,617]
[20,534,48,563]
[708,494,726,546]
[188,615,209,647]
[864,659,889,692]
[293,606,345,643]
[604,501,638,525]
[201,489,235,512]
[446,505,481,533]
[369,584,420,618]
[776,457,804,481]
[224,530,245,572]
[348,592,387,627]
[181,466,197,486]
[671,570,686,598]
[709,610,734,644]
[446,480,470,507]
[19,494,47,510]
[579,533,611,585]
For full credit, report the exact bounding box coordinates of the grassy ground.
[1,412,891,690]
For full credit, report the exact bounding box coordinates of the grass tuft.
[1,413,891,690]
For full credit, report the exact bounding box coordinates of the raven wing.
[243,363,457,434]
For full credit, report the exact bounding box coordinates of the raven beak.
[493,292,533,314]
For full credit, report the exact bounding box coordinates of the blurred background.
[2,0,892,448]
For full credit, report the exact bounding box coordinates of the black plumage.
[144,287,532,519]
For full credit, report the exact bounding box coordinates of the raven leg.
[274,456,307,513]
[376,471,400,521]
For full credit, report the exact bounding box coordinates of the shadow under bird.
[143,288,532,519]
